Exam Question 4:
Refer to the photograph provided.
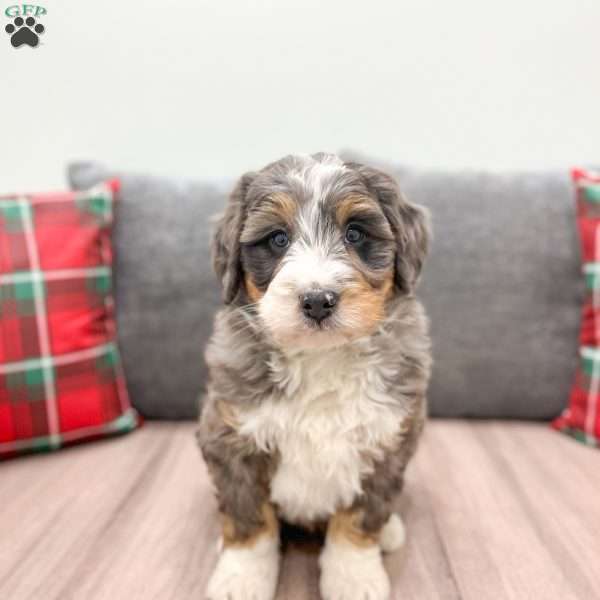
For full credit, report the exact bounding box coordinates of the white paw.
[205,535,279,600]
[380,513,405,553]
[319,539,390,600]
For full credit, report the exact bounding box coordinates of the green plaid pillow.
[0,180,138,459]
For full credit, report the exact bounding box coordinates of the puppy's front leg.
[319,508,390,600]
[206,501,280,600]
[200,416,280,600]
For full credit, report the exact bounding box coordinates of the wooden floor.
[1,420,598,600]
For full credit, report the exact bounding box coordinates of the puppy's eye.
[345,224,365,245]
[269,230,290,250]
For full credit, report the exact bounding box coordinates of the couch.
[2,160,598,600]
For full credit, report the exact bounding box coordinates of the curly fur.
[198,153,432,600]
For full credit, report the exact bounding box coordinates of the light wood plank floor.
[1,420,598,600]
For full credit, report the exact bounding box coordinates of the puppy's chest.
[238,350,405,524]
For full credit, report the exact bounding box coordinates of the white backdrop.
[2,0,599,191]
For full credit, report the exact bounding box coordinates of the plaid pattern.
[0,181,137,459]
[552,168,600,447]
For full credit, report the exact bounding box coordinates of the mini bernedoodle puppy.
[198,153,432,600]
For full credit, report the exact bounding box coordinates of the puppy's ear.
[348,163,431,293]
[212,172,256,304]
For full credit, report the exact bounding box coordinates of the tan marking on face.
[240,192,297,244]
[216,400,239,429]
[221,503,279,548]
[382,272,395,301]
[335,194,378,227]
[340,269,395,337]
[245,274,264,303]
[327,508,380,547]
[269,192,297,227]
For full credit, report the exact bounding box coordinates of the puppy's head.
[212,153,429,350]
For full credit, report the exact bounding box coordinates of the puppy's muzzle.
[300,290,339,323]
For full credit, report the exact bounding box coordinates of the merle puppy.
[198,153,431,600]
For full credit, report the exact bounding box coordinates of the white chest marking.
[238,346,406,524]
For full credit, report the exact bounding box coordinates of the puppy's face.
[212,154,429,350]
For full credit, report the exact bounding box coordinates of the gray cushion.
[69,160,581,420]
[373,160,581,419]
[68,162,225,419]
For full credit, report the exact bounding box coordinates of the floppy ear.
[348,163,431,294]
[211,172,256,304]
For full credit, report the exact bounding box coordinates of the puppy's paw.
[380,513,405,553]
[319,540,390,600]
[205,536,279,600]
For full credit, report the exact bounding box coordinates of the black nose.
[301,290,339,322]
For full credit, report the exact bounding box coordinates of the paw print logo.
[5,16,45,48]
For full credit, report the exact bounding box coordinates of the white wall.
[2,0,599,191]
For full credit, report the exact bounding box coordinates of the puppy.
[198,153,431,600]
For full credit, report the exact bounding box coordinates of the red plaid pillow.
[552,168,600,447]
[0,181,137,458]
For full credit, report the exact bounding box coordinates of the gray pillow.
[355,157,580,419]
[68,162,225,419]
[69,160,581,420]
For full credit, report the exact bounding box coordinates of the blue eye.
[269,230,289,249]
[345,225,365,244]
